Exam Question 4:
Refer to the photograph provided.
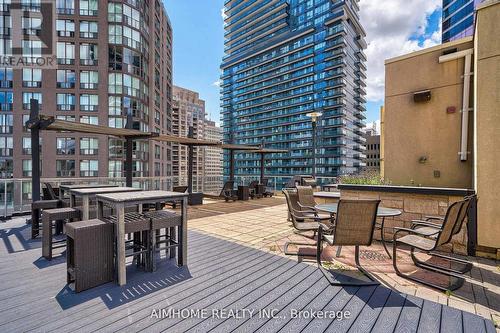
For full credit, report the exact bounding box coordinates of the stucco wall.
[384,39,474,188]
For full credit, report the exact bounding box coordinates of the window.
[22,137,32,155]
[0,136,13,157]
[22,68,42,88]
[79,0,97,15]
[56,19,74,37]
[56,115,75,122]
[0,14,11,37]
[57,42,75,64]
[80,160,98,177]
[0,68,13,88]
[56,160,75,177]
[22,160,32,177]
[21,0,41,13]
[79,21,98,38]
[56,0,74,14]
[56,69,76,88]
[80,70,98,89]
[0,91,13,111]
[22,40,42,63]
[80,137,98,155]
[79,43,98,65]
[80,94,98,111]
[56,137,75,155]
[108,160,122,177]
[56,93,75,111]
[22,92,42,110]
[108,138,124,158]
[80,115,98,125]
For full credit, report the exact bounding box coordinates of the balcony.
[22,81,42,88]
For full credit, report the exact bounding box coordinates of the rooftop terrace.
[0,197,498,332]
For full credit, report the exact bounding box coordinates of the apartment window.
[0,91,13,111]
[56,0,74,14]
[56,160,75,177]
[80,70,98,89]
[0,136,13,157]
[0,68,13,88]
[79,43,98,65]
[108,160,122,177]
[108,138,124,158]
[0,14,11,37]
[22,40,42,63]
[56,93,75,111]
[56,69,76,88]
[80,115,98,125]
[56,19,74,37]
[0,38,12,57]
[21,1,41,13]
[23,18,41,32]
[154,111,160,125]
[154,144,160,159]
[80,160,98,177]
[79,21,98,39]
[80,137,98,155]
[80,94,98,111]
[56,137,75,155]
[22,92,42,110]
[56,115,75,122]
[109,25,142,50]
[22,137,32,154]
[22,68,42,88]
[79,0,97,15]
[22,160,32,177]
[56,42,75,65]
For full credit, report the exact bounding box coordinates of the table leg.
[179,197,188,266]
[116,203,126,286]
[82,195,89,220]
[380,217,392,259]
[97,201,103,219]
[70,194,75,208]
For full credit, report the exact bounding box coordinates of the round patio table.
[315,203,402,259]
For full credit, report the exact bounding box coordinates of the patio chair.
[392,199,470,291]
[316,199,381,286]
[261,178,274,197]
[219,181,238,202]
[296,185,318,211]
[282,189,332,258]
[409,195,475,275]
[248,180,262,199]
[162,186,188,209]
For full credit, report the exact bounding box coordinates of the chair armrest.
[297,202,316,211]
[32,199,60,210]
[318,222,334,232]
[424,215,444,221]
[393,227,439,240]
[411,220,442,228]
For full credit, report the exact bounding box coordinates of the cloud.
[212,79,221,87]
[220,7,227,20]
[359,0,442,102]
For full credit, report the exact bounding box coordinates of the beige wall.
[475,1,500,250]
[383,39,474,188]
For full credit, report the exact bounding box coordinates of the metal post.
[229,150,235,181]
[312,119,317,178]
[467,194,478,256]
[125,114,133,187]
[30,99,41,202]
[187,126,194,194]
[260,153,265,184]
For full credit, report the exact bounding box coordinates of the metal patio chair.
[316,199,381,286]
[283,188,332,258]
[248,180,262,199]
[219,181,238,202]
[392,199,470,291]
[410,195,475,275]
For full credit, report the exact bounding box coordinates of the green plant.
[339,171,389,185]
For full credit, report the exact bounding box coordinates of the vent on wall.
[413,90,431,103]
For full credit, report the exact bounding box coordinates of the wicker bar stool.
[42,207,81,260]
[143,210,183,269]
[105,212,152,271]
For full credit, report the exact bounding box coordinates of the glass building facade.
[442,0,485,43]
[220,0,367,186]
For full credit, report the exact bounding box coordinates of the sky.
[163,0,443,125]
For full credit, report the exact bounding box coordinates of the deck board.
[0,217,495,333]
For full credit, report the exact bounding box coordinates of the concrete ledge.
[313,191,341,199]
[337,184,474,197]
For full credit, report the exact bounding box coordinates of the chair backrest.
[262,178,269,187]
[219,181,234,197]
[248,180,259,189]
[296,185,317,208]
[282,188,306,222]
[43,182,59,200]
[333,199,380,246]
[451,195,474,236]
[436,199,469,247]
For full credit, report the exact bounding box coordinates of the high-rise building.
[220,0,367,186]
[0,0,173,201]
[442,0,485,43]
[172,86,206,192]
[203,120,223,194]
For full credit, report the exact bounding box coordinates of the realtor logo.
[1,0,56,68]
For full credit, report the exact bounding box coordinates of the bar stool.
[143,210,183,269]
[42,207,81,260]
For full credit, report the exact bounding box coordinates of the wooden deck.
[0,216,496,333]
